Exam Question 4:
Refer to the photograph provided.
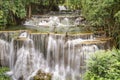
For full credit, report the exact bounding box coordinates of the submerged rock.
[34,70,52,80]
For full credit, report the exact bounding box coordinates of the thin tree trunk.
[28,4,32,18]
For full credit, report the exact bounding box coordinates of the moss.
[34,70,52,80]
[0,67,10,80]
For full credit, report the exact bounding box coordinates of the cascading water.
[0,31,112,80]
[0,39,10,66]
[9,39,14,70]
[10,38,45,80]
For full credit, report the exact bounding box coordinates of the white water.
[0,33,100,80]
[10,39,45,80]
[0,39,10,66]
[24,16,76,30]
[9,39,14,69]
[58,6,67,11]
[18,32,28,38]
[45,36,99,80]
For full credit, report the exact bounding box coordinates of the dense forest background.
[0,0,120,48]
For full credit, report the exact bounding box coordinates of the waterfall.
[0,31,112,80]
[0,39,10,66]
[45,36,99,80]
[9,39,15,70]
[10,38,45,80]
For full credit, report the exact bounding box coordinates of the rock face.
[0,30,113,80]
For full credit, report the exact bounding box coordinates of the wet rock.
[33,70,52,80]
[18,76,24,80]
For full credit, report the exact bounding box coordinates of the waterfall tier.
[0,30,113,80]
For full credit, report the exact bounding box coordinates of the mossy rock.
[34,70,52,80]
[0,67,11,80]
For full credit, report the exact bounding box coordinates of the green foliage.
[13,0,26,18]
[0,0,66,26]
[0,10,4,23]
[114,11,120,24]
[0,10,5,29]
[0,0,26,26]
[0,67,10,80]
[82,0,119,25]
[84,49,120,80]
[0,0,41,26]
[81,0,120,48]
[66,0,81,10]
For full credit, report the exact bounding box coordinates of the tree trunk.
[28,4,32,18]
